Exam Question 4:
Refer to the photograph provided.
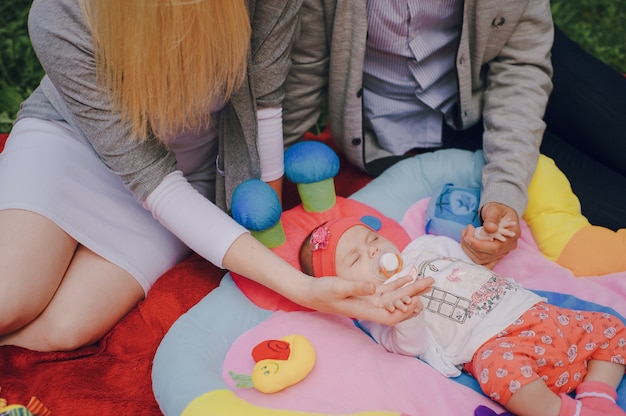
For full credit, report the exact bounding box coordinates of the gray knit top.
[18,0,302,210]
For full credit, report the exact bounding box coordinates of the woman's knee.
[5,312,107,352]
[40,317,105,351]
[0,297,41,336]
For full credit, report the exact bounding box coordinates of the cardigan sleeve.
[248,0,304,108]
[477,1,554,216]
[216,0,304,210]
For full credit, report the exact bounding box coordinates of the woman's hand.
[461,202,520,269]
[224,233,433,326]
[302,275,434,326]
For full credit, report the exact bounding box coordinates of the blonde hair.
[79,0,251,141]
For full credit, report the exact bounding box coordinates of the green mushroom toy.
[284,141,340,213]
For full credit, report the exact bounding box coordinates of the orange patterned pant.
[464,302,626,405]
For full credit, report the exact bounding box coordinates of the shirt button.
[352,138,362,146]
[356,88,363,98]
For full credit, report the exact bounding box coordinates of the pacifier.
[371,250,403,281]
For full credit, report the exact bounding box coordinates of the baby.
[299,217,626,416]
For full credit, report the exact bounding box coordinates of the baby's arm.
[359,313,429,357]
[474,217,517,242]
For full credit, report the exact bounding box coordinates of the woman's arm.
[243,1,304,200]
[224,233,434,325]
[145,171,432,324]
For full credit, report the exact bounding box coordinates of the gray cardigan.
[284,0,554,216]
[19,0,302,210]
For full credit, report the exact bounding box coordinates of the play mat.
[151,141,626,416]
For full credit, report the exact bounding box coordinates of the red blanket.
[0,129,372,414]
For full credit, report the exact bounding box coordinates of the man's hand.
[460,202,520,268]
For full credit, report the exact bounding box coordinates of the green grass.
[1,0,625,133]
[551,0,626,74]
[1,1,44,133]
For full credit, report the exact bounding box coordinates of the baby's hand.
[474,217,516,242]
[377,275,433,313]
[387,295,413,313]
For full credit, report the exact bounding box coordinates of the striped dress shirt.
[363,0,463,154]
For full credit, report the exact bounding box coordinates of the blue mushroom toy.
[231,179,286,248]
[284,141,340,213]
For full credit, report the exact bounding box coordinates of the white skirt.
[0,118,190,294]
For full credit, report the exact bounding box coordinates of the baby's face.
[334,225,398,283]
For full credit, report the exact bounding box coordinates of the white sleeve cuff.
[257,106,284,182]
[144,171,248,268]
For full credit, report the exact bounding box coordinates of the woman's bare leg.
[0,209,76,334]
[0,209,144,351]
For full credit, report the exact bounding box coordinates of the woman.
[0,0,429,352]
